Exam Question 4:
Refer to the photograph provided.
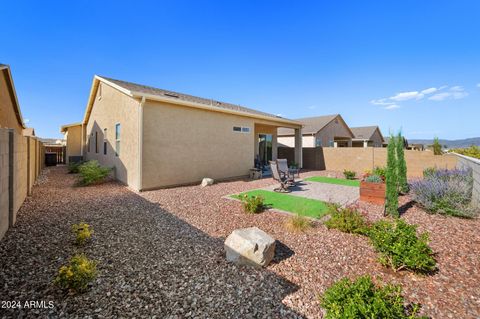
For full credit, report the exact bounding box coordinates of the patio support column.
[272,132,278,161]
[363,140,368,148]
[294,128,303,168]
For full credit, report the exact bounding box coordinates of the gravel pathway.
[1,167,479,318]
[261,180,359,206]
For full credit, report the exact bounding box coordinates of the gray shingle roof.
[350,126,380,140]
[277,114,340,136]
[99,76,287,120]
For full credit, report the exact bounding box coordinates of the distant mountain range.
[407,137,480,148]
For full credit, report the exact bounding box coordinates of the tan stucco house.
[350,126,385,148]
[60,122,83,163]
[65,76,303,191]
[278,114,354,148]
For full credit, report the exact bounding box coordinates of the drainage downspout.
[138,96,146,191]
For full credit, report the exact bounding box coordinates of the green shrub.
[78,160,112,185]
[68,161,84,174]
[320,276,426,319]
[324,204,369,235]
[367,219,436,273]
[54,254,97,293]
[241,194,264,214]
[451,145,480,159]
[343,170,356,180]
[397,132,408,193]
[385,134,399,217]
[72,222,93,245]
[285,214,313,232]
[432,137,443,155]
[365,174,383,183]
[372,166,386,179]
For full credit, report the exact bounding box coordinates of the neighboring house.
[350,126,385,147]
[383,136,409,148]
[64,76,303,191]
[60,123,83,163]
[0,64,25,134]
[278,114,354,148]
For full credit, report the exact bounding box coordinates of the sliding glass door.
[258,134,273,166]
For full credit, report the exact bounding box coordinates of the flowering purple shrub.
[410,168,477,218]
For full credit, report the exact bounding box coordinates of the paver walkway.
[262,180,359,206]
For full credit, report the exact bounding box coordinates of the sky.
[1,1,479,140]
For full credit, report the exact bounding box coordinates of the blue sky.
[1,1,479,139]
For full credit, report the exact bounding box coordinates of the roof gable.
[82,76,301,127]
[0,64,26,129]
[278,114,354,137]
[351,126,385,142]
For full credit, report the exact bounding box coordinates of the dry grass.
[284,214,313,233]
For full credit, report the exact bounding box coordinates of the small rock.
[201,178,214,187]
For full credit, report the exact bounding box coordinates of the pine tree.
[396,131,408,193]
[432,137,442,155]
[385,134,399,217]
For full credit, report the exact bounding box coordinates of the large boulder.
[201,178,214,187]
[224,227,276,267]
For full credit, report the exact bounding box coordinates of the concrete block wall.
[0,129,45,240]
[0,130,9,239]
[456,154,480,208]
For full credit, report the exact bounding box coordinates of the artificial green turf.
[232,189,328,219]
[304,176,360,187]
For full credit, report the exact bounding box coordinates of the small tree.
[385,134,399,217]
[396,132,408,193]
[432,137,442,155]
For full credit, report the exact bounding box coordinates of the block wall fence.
[455,153,480,208]
[0,128,45,240]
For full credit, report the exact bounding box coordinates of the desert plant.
[396,132,408,193]
[284,214,313,232]
[324,204,369,235]
[432,137,442,155]
[320,275,426,319]
[241,194,264,214]
[410,168,477,218]
[367,219,436,273]
[72,222,93,245]
[68,161,84,174]
[385,134,399,217]
[78,160,112,185]
[343,170,356,180]
[54,254,97,292]
[365,174,383,183]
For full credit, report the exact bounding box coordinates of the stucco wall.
[65,125,83,163]
[0,70,23,134]
[142,100,256,189]
[85,83,140,189]
[456,154,480,207]
[278,135,314,148]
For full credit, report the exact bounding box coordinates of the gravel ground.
[1,167,479,318]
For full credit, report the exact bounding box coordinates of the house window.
[233,126,251,133]
[95,131,98,153]
[315,139,322,147]
[115,123,120,156]
[103,128,107,155]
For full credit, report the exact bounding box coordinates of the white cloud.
[421,87,437,94]
[428,86,468,101]
[384,104,400,110]
[24,118,30,124]
[308,105,317,109]
[372,84,467,108]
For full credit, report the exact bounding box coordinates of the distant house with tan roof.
[62,76,303,190]
[278,114,354,148]
[350,126,385,147]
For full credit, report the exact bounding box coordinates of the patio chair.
[269,161,291,193]
[276,158,296,185]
